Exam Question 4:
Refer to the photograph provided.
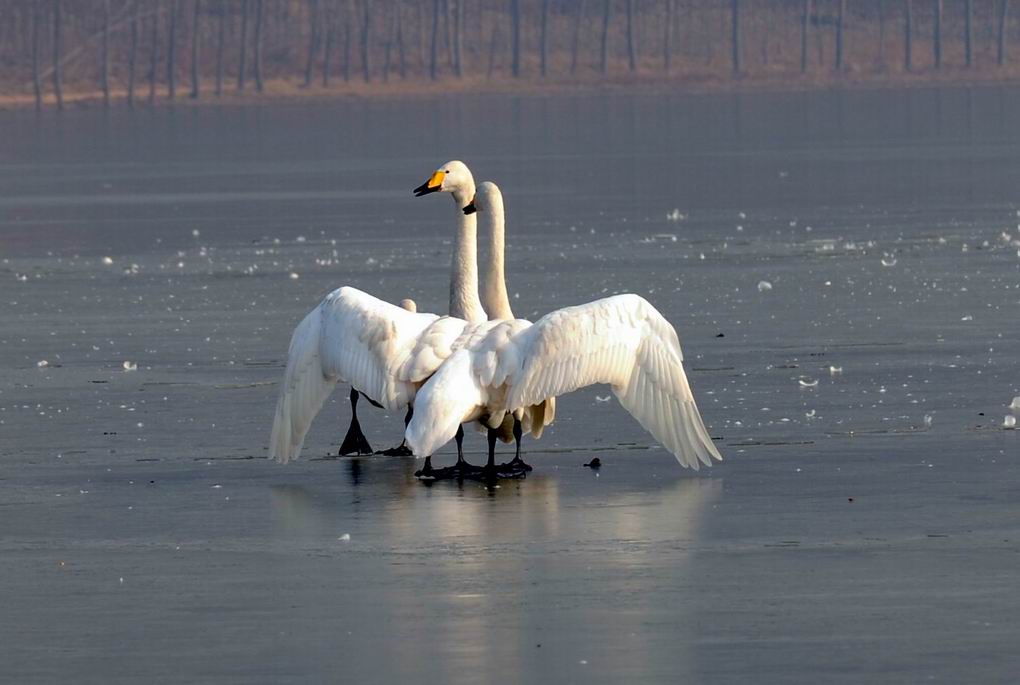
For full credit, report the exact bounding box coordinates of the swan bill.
[413,170,446,197]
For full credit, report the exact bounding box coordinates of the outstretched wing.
[504,294,722,469]
[269,287,442,464]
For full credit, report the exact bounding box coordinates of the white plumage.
[405,294,722,470]
[269,287,467,463]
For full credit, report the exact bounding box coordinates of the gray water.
[2,88,1019,683]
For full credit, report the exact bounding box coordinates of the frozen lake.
[2,87,1019,683]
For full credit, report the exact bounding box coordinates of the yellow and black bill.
[413,170,445,197]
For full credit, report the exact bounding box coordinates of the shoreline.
[5,67,1020,111]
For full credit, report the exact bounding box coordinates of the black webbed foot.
[376,442,413,457]
[415,457,482,481]
[497,455,533,474]
[339,418,374,456]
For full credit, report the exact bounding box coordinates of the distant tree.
[215,0,225,94]
[998,0,1011,66]
[964,0,972,67]
[904,0,912,71]
[32,1,42,110]
[933,0,941,69]
[190,0,201,98]
[304,0,320,85]
[731,0,740,74]
[835,0,845,71]
[362,0,373,81]
[238,0,249,90]
[101,0,111,106]
[571,0,586,74]
[540,0,550,76]
[625,0,636,71]
[801,0,812,72]
[663,0,673,72]
[148,0,160,103]
[254,0,264,91]
[510,0,520,76]
[128,0,141,105]
[53,0,63,110]
[599,0,610,74]
[167,0,178,98]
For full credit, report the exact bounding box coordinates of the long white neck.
[480,189,514,321]
[449,188,487,323]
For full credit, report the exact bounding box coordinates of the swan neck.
[450,201,486,323]
[481,195,514,321]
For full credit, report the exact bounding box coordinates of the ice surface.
[1,87,1019,685]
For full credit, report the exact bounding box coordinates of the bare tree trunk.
[149,0,160,103]
[32,1,42,110]
[128,0,140,105]
[904,0,912,71]
[396,0,406,78]
[599,0,610,74]
[625,0,636,71]
[731,0,740,74]
[486,16,499,77]
[933,0,941,69]
[835,0,845,71]
[998,0,1010,65]
[430,0,439,78]
[964,0,972,67]
[344,0,353,80]
[539,0,550,76]
[510,0,520,76]
[454,0,463,76]
[190,0,201,97]
[443,0,453,70]
[304,0,320,85]
[167,0,178,98]
[384,0,395,80]
[238,0,249,90]
[571,0,585,74]
[663,0,672,71]
[878,0,885,65]
[323,0,335,84]
[52,0,63,110]
[801,0,811,72]
[417,0,425,66]
[215,0,225,94]
[102,0,110,106]
[362,0,373,81]
[254,0,264,90]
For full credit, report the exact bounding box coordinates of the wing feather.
[505,294,722,469]
[269,287,446,464]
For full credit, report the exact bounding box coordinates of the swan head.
[462,180,502,216]
[412,160,475,207]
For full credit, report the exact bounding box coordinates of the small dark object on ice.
[584,458,601,469]
[716,332,725,338]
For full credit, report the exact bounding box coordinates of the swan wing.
[269,286,440,464]
[504,294,722,469]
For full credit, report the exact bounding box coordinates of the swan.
[269,161,482,464]
[406,293,723,479]
[338,298,417,457]
[467,181,555,475]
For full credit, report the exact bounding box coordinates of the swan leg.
[415,425,482,480]
[376,405,414,456]
[339,388,374,456]
[497,417,533,474]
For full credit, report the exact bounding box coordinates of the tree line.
[0,0,1015,109]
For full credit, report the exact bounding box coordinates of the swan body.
[405,294,722,470]
[269,287,470,463]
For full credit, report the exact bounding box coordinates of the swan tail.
[269,307,338,464]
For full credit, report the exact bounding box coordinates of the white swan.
[269,161,481,463]
[406,294,723,476]
[467,181,555,473]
